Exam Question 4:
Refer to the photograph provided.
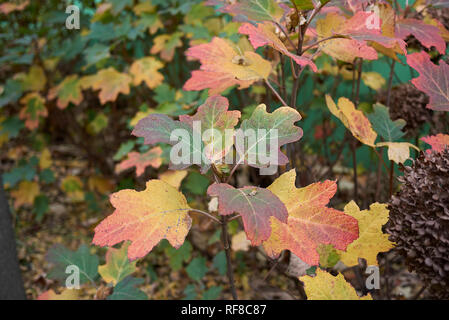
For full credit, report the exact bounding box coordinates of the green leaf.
[46,244,99,285]
[0,116,24,138]
[165,240,192,271]
[239,104,302,169]
[212,251,227,276]
[186,257,208,282]
[33,195,49,221]
[98,243,137,285]
[114,141,136,161]
[108,277,148,300]
[202,286,223,300]
[367,104,406,142]
[183,171,210,195]
[183,284,198,300]
[39,168,55,184]
[291,0,315,10]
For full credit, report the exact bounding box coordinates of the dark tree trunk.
[0,173,26,299]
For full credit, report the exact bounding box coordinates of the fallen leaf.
[11,181,40,209]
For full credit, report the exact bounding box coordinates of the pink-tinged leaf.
[396,18,446,54]
[239,22,317,71]
[179,96,241,162]
[184,37,271,95]
[407,51,449,111]
[93,180,192,261]
[115,146,163,177]
[421,134,449,154]
[207,183,288,246]
[263,170,359,265]
[132,114,207,172]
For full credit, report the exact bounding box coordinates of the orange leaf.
[130,57,164,89]
[115,146,163,177]
[263,170,359,265]
[81,68,132,104]
[93,180,192,261]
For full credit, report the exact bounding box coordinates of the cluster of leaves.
[2,0,449,300]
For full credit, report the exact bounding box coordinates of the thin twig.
[188,209,222,224]
[222,215,238,300]
[265,79,289,106]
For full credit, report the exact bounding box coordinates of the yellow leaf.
[130,57,164,89]
[81,68,132,104]
[231,231,251,252]
[61,176,84,202]
[376,142,419,164]
[93,180,192,261]
[39,148,52,169]
[37,289,80,300]
[130,108,156,127]
[88,175,115,194]
[158,170,188,189]
[19,65,47,92]
[301,269,372,300]
[325,95,377,147]
[11,181,40,209]
[362,72,386,91]
[339,201,394,266]
[98,243,137,285]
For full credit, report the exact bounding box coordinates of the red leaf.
[407,51,449,111]
[421,134,449,154]
[396,18,446,54]
[207,183,288,246]
[263,170,359,265]
[115,146,163,177]
[239,22,317,71]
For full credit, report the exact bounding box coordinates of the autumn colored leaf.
[300,269,372,300]
[132,113,207,172]
[98,243,137,285]
[325,95,377,147]
[361,72,386,91]
[179,95,241,162]
[376,142,419,164]
[338,201,394,266]
[48,75,83,109]
[263,169,359,265]
[239,22,317,71]
[0,0,29,14]
[19,92,47,130]
[61,175,84,202]
[217,0,283,23]
[115,146,163,177]
[316,12,405,63]
[158,170,188,189]
[231,231,251,252]
[407,51,449,112]
[367,103,406,142]
[88,175,115,194]
[17,65,46,92]
[11,180,40,209]
[183,37,272,95]
[39,148,52,170]
[81,67,132,104]
[207,183,288,245]
[130,57,164,89]
[93,180,192,261]
[396,18,446,54]
[421,134,449,153]
[150,33,183,62]
[237,104,302,168]
[37,289,79,300]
